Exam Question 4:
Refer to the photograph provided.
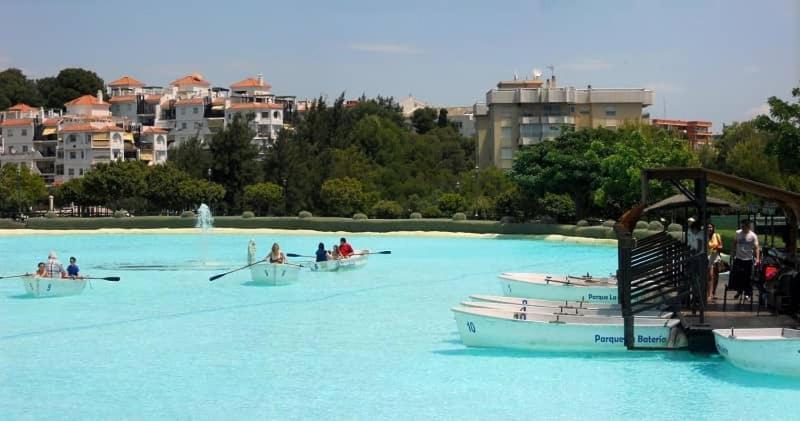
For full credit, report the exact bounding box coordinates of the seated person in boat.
[268,242,287,264]
[67,256,82,279]
[316,243,331,262]
[34,262,46,277]
[45,251,67,278]
[339,237,354,258]
[331,245,341,260]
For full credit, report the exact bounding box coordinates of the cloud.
[744,103,770,119]
[349,43,421,54]
[644,82,684,94]
[561,58,612,72]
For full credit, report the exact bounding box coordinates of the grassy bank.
[11,216,670,240]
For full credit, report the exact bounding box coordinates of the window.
[80,151,85,159]
[69,151,77,159]
[195,122,203,129]
[21,129,27,136]
[181,122,187,129]
[550,126,560,131]
[126,104,132,111]
[500,147,513,160]
[22,145,28,152]
[273,111,280,119]
[85,135,91,144]
[181,108,186,115]
[68,135,77,143]
[193,107,199,114]
[156,151,167,161]
[261,111,269,118]
[79,168,84,175]
[113,133,122,143]
[68,168,75,176]
[579,106,590,115]
[520,124,541,138]
[605,106,616,117]
[570,105,575,114]
[6,129,13,136]
[500,126,513,140]
[156,136,165,145]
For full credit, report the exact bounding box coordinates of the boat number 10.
[466,321,476,333]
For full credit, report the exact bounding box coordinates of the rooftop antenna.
[533,68,542,80]
[547,65,555,78]
[513,70,519,81]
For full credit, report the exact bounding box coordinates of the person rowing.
[67,256,84,279]
[34,262,46,277]
[339,237,354,258]
[316,242,331,262]
[268,242,287,264]
[45,251,67,278]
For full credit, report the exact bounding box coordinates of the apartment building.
[445,106,476,138]
[474,73,654,169]
[0,103,62,184]
[227,75,284,150]
[651,119,713,149]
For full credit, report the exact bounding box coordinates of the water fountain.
[196,203,214,232]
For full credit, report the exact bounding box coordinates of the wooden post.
[618,232,635,349]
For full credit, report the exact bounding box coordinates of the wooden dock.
[679,290,799,352]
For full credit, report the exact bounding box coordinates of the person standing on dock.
[731,220,760,300]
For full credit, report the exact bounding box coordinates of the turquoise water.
[1,232,798,420]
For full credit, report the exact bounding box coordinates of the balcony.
[519,116,575,125]
[519,136,542,146]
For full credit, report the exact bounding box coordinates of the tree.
[437,193,467,215]
[0,68,42,109]
[411,107,438,134]
[208,114,262,212]
[370,200,404,218]
[38,68,105,109]
[755,87,800,173]
[725,135,784,187]
[320,177,364,216]
[81,161,148,210]
[0,164,47,215]
[538,193,576,223]
[437,108,449,128]
[145,163,193,212]
[177,179,225,210]
[168,135,214,180]
[243,182,284,215]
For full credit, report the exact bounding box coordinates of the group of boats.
[244,240,371,286]
[453,271,800,377]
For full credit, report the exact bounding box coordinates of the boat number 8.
[466,321,476,333]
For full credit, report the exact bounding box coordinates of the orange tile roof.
[43,118,61,127]
[175,98,205,106]
[60,123,100,133]
[0,118,34,127]
[109,95,137,103]
[228,102,282,110]
[65,95,109,106]
[212,97,227,105]
[230,77,272,90]
[144,95,162,103]
[108,76,145,87]
[141,126,170,134]
[6,103,38,112]
[171,74,210,87]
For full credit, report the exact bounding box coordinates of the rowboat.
[713,327,800,376]
[461,301,673,318]
[247,239,300,286]
[22,275,87,298]
[469,294,620,310]
[248,262,301,286]
[499,273,620,304]
[312,250,370,272]
[452,306,687,352]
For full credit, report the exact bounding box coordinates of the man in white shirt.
[730,220,760,300]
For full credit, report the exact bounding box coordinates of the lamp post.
[282,177,288,215]
[474,165,480,218]
[207,168,212,182]
[16,165,22,219]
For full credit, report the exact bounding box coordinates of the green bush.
[45,211,57,218]
[667,223,682,232]
[635,220,649,229]
[576,219,589,227]
[409,212,422,219]
[452,212,467,221]
[320,177,364,216]
[242,211,255,219]
[500,216,516,224]
[422,205,443,218]
[353,213,368,220]
[180,211,195,219]
[437,193,466,215]
[648,221,664,231]
[370,200,404,219]
[243,182,283,216]
[602,219,616,228]
[576,226,614,238]
[298,211,312,218]
[113,210,127,218]
[538,193,576,223]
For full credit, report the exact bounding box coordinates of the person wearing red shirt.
[338,237,354,257]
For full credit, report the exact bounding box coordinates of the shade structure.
[644,193,738,213]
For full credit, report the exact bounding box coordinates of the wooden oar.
[82,276,121,282]
[0,273,30,280]
[352,250,392,255]
[209,259,267,282]
[286,253,313,258]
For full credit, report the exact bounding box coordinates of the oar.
[352,250,392,255]
[82,276,120,282]
[286,253,313,258]
[0,273,31,280]
[209,259,267,282]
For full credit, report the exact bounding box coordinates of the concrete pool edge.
[0,228,620,245]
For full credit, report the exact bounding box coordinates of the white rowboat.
[713,328,800,377]
[461,301,673,318]
[312,250,370,272]
[453,306,687,352]
[248,263,301,286]
[469,294,620,310]
[22,275,87,298]
[499,273,620,304]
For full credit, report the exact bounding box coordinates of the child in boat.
[67,257,82,279]
[268,242,286,264]
[331,245,341,260]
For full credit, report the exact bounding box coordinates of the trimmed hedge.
[452,212,467,221]
[602,219,616,228]
[576,220,589,227]
[648,221,664,231]
[409,212,422,219]
[45,211,57,218]
[181,211,195,219]
[635,221,649,229]
[353,213,368,220]
[0,218,25,229]
[667,223,682,232]
[298,211,312,219]
[242,211,255,219]
[113,210,127,218]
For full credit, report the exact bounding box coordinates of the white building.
[399,94,429,117]
[445,106,476,138]
[139,126,169,165]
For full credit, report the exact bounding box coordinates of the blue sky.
[2,0,798,129]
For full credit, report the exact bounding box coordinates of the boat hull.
[453,306,686,352]
[22,276,87,298]
[499,274,619,304]
[461,301,672,318]
[713,328,800,376]
[469,294,620,310]
[249,263,300,286]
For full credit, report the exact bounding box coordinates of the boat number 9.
[466,321,476,333]
[46,284,52,291]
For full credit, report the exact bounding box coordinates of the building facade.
[651,119,713,149]
[474,74,654,169]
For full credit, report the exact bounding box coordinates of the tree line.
[0,68,105,110]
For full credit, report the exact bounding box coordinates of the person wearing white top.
[730,220,760,300]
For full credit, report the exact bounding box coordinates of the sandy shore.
[0,228,617,245]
